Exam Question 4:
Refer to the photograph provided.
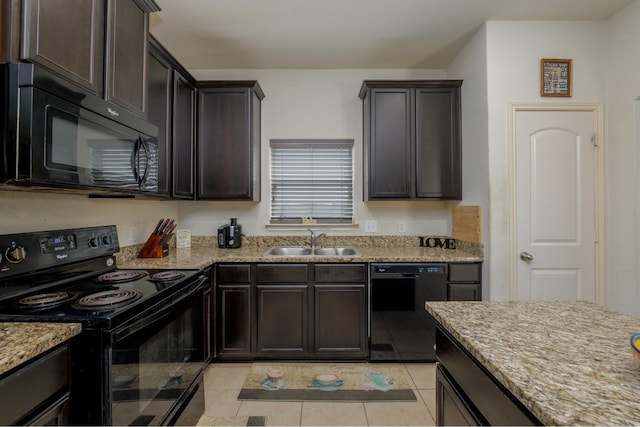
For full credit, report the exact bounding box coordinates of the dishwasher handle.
[400,273,420,278]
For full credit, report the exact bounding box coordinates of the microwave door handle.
[132,137,141,184]
[137,136,150,187]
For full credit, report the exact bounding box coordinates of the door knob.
[520,251,534,262]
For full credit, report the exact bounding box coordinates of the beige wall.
[447,24,490,297]
[183,68,459,237]
[483,21,607,302]
[0,68,464,245]
[605,0,640,316]
[0,190,179,246]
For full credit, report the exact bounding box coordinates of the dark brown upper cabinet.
[197,81,264,200]
[147,37,172,196]
[359,80,463,200]
[106,0,156,117]
[147,35,196,199]
[172,73,196,199]
[20,0,105,94]
[18,0,159,118]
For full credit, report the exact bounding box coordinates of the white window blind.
[270,139,354,224]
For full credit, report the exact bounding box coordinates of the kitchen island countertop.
[0,322,81,376]
[426,300,640,425]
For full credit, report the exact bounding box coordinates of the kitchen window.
[270,139,354,224]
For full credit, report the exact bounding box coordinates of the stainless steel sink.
[313,247,360,256]
[263,247,312,256]
[262,246,360,257]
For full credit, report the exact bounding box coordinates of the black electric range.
[0,225,208,425]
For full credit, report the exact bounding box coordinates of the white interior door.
[514,108,598,301]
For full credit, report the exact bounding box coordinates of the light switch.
[365,220,377,233]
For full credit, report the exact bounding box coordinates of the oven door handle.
[112,275,207,344]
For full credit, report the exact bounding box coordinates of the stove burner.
[16,292,75,310]
[72,290,142,311]
[148,271,186,282]
[97,270,147,284]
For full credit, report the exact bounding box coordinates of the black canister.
[217,225,229,248]
[227,218,242,248]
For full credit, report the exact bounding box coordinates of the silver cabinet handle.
[520,251,534,262]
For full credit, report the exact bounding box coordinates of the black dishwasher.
[369,263,447,362]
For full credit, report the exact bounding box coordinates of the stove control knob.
[88,237,101,248]
[6,246,26,263]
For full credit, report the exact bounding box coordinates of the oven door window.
[110,292,204,426]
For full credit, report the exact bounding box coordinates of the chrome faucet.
[308,228,326,251]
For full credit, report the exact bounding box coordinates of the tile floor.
[202,362,437,426]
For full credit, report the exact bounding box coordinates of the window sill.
[266,223,360,231]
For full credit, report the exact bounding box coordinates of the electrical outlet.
[398,221,407,233]
[365,220,377,233]
[129,226,139,242]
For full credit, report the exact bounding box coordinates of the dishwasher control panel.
[371,263,446,275]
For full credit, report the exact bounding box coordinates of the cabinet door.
[205,269,214,361]
[415,86,461,199]
[21,0,105,95]
[256,284,309,357]
[106,0,149,117]
[367,88,413,199]
[216,284,252,357]
[172,73,196,199]
[147,42,172,196]
[197,86,260,200]
[436,366,480,426]
[314,284,367,358]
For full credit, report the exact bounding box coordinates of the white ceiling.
[150,0,633,70]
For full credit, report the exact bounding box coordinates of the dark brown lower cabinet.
[0,344,70,426]
[256,264,309,358]
[314,263,367,358]
[256,284,309,357]
[215,264,253,359]
[436,365,481,426]
[216,284,252,358]
[447,263,482,301]
[214,263,367,360]
[314,284,367,358]
[435,326,540,426]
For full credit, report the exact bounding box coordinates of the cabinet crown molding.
[359,79,463,99]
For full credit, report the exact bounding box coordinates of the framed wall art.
[540,58,572,97]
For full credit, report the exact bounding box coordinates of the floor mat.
[238,362,416,402]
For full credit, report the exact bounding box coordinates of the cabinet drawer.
[448,263,481,282]
[217,264,251,283]
[315,264,366,283]
[257,264,308,283]
[447,283,480,301]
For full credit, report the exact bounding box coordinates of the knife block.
[137,235,169,258]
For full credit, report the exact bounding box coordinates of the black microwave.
[0,63,158,194]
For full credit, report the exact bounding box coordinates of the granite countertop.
[425,301,640,425]
[0,322,82,376]
[117,235,483,270]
